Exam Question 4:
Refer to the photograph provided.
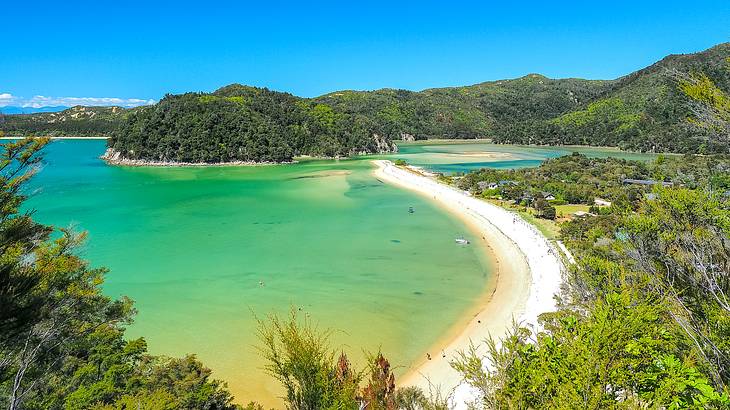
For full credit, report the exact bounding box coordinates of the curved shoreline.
[372,160,563,406]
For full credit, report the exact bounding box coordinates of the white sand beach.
[372,160,564,408]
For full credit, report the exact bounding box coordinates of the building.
[594,197,612,207]
[477,181,498,190]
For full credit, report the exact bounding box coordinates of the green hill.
[2,42,728,160]
[0,106,135,138]
[106,85,396,163]
[542,42,730,152]
[315,75,611,141]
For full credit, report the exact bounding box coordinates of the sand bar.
[372,160,563,407]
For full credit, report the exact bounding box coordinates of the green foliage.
[533,197,557,220]
[0,106,136,138]
[455,292,729,409]
[256,311,445,410]
[553,97,640,130]
[679,72,730,140]
[394,386,449,410]
[457,153,730,219]
[680,73,730,111]
[256,310,361,410]
[622,188,730,383]
[106,87,394,163]
[6,43,729,154]
[454,152,730,408]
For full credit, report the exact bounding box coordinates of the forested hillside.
[539,43,730,152]
[315,76,610,141]
[0,106,135,138]
[106,85,396,163]
[318,43,729,153]
[2,43,728,158]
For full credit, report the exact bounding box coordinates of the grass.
[519,211,561,240]
[485,199,561,240]
[555,204,590,218]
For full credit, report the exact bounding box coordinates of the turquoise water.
[391,140,660,174]
[23,139,659,405]
[25,140,492,405]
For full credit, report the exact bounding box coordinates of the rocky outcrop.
[399,132,416,142]
[373,133,398,153]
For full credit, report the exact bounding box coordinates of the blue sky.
[1,0,729,107]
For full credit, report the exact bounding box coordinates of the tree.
[453,183,730,409]
[361,354,396,410]
[623,188,730,385]
[533,197,556,220]
[256,310,361,410]
[453,292,730,409]
[0,138,133,410]
[256,310,447,410]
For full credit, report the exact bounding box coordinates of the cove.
[24,140,493,406]
[23,139,658,406]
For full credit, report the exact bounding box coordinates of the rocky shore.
[100,148,291,167]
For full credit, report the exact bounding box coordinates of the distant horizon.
[3,0,729,107]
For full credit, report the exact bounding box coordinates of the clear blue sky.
[2,0,729,106]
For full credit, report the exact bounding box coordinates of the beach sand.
[372,160,563,407]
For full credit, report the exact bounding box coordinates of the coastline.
[100,148,293,167]
[372,160,563,407]
[393,138,673,156]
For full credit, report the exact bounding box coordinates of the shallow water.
[23,139,658,405]
[25,140,492,405]
[392,140,659,173]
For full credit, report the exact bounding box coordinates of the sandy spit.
[372,160,563,408]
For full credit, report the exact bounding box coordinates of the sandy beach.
[372,160,563,408]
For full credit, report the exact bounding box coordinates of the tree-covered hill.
[317,43,730,153]
[3,43,728,158]
[541,42,730,152]
[0,106,135,138]
[314,75,611,141]
[106,85,396,163]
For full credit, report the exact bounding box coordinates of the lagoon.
[27,140,492,406]
[24,139,657,406]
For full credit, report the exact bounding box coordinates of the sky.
[1,0,729,107]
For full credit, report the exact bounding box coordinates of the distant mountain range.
[1,43,728,160]
[0,106,69,114]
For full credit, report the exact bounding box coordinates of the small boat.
[408,206,414,214]
[455,237,470,245]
